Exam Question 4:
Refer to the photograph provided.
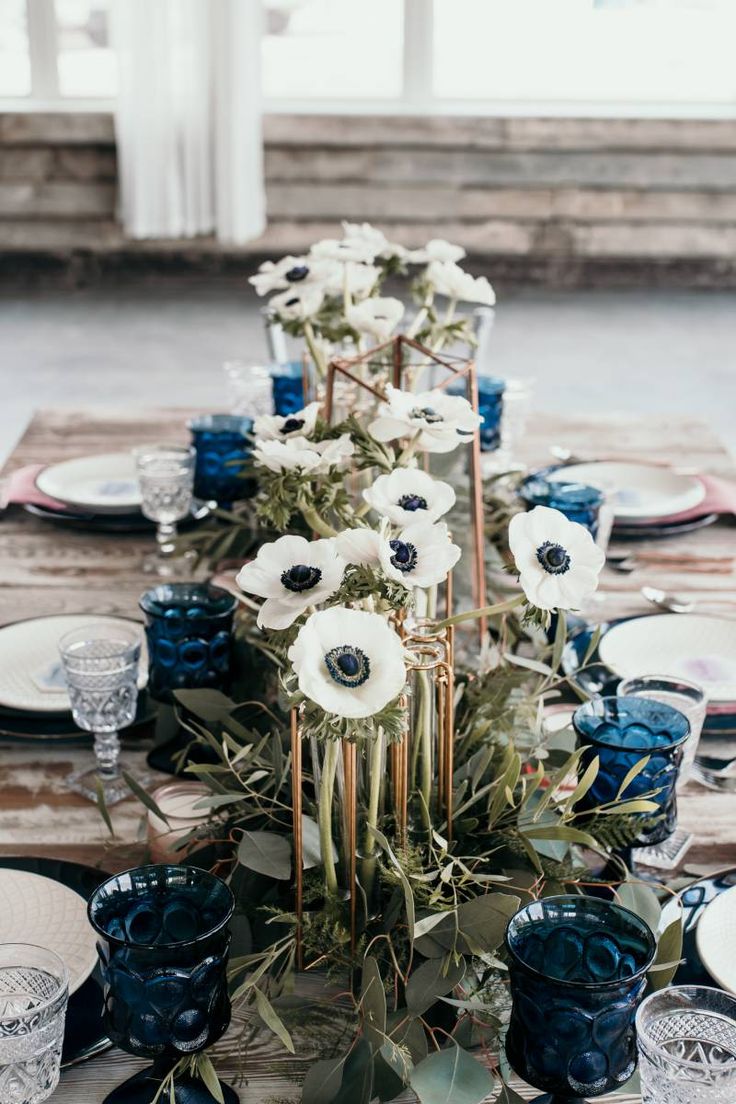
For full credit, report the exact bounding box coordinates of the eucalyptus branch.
[436,593,526,629]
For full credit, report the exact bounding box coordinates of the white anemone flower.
[334,528,381,566]
[408,239,467,264]
[253,401,321,442]
[363,469,456,526]
[426,260,495,306]
[508,505,605,612]
[345,297,404,343]
[341,221,408,261]
[368,385,482,454]
[288,607,407,718]
[249,256,339,297]
[311,238,377,265]
[253,433,354,475]
[320,261,380,301]
[269,285,325,322]
[236,536,345,630]
[379,520,461,589]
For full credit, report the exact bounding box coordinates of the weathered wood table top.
[0,407,734,1103]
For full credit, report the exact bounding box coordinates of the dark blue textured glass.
[188,414,255,506]
[573,696,689,846]
[505,895,655,1102]
[140,583,237,703]
[449,376,505,452]
[270,360,306,415]
[520,475,604,538]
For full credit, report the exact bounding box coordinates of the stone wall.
[2,111,736,285]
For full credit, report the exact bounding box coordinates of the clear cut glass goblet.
[0,943,69,1104]
[636,985,736,1104]
[134,445,195,577]
[59,622,149,805]
[88,864,236,1104]
[505,895,656,1103]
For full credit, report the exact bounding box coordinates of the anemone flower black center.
[281,564,322,593]
[324,645,371,688]
[286,265,309,282]
[397,493,428,512]
[411,406,443,424]
[536,541,571,575]
[389,539,418,574]
[281,417,305,434]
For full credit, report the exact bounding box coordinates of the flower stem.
[360,728,385,903]
[318,738,339,897]
[435,593,526,629]
[299,505,338,538]
[303,320,327,380]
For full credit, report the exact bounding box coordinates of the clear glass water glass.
[223,360,274,418]
[0,944,69,1104]
[618,675,707,786]
[637,986,736,1104]
[134,445,195,576]
[59,622,147,805]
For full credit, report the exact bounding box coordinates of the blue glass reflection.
[270,360,306,416]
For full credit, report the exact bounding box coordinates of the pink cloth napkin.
[0,464,68,511]
[660,474,736,523]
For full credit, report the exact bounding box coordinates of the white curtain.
[112,0,265,244]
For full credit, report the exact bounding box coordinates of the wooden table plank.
[0,407,734,1104]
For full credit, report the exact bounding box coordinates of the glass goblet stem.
[156,521,177,561]
[94,728,121,781]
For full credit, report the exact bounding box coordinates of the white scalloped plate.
[0,870,98,995]
[599,614,736,705]
[696,886,736,994]
[0,615,147,714]
[549,462,705,522]
[36,453,141,514]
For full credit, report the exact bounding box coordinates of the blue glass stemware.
[188,414,255,508]
[139,583,238,703]
[88,864,236,1104]
[573,696,690,860]
[520,475,605,539]
[449,375,505,452]
[505,895,656,1103]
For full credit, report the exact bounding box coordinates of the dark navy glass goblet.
[140,583,238,703]
[88,864,236,1104]
[573,696,690,851]
[449,375,505,452]
[188,414,255,508]
[270,359,306,416]
[505,895,655,1103]
[520,476,605,540]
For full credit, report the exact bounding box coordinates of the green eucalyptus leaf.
[301,1055,346,1104]
[567,756,600,806]
[237,830,291,880]
[253,988,295,1053]
[409,1045,494,1104]
[369,826,415,937]
[496,1083,526,1104]
[406,955,466,1016]
[649,918,684,990]
[173,688,234,724]
[360,955,386,1052]
[616,755,652,799]
[617,882,662,933]
[386,1012,428,1064]
[195,1054,224,1104]
[302,813,338,869]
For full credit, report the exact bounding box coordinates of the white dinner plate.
[695,886,736,994]
[0,614,148,714]
[36,452,141,514]
[0,869,98,995]
[548,462,705,522]
[599,614,736,705]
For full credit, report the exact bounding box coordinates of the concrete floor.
[1,283,735,464]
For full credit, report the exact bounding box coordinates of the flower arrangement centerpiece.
[129,227,683,1104]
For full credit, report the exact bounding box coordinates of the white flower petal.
[335,528,381,566]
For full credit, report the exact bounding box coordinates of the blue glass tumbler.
[449,375,505,452]
[139,583,238,703]
[505,895,655,1103]
[270,360,306,416]
[573,696,690,851]
[88,864,236,1104]
[520,475,605,540]
[188,414,255,508]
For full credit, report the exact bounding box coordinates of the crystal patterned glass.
[88,864,237,1104]
[222,360,274,418]
[0,943,69,1104]
[59,622,147,805]
[636,986,736,1104]
[505,895,655,1103]
[134,445,195,576]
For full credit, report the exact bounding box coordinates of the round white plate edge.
[695,885,736,994]
[36,452,141,514]
[548,462,705,521]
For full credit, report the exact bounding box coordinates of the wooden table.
[0,407,734,1103]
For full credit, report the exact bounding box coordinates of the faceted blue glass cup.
[139,583,238,703]
[573,696,690,848]
[520,475,604,539]
[270,359,306,416]
[505,895,656,1103]
[188,414,255,507]
[449,375,505,452]
[88,864,236,1104]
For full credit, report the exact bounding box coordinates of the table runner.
[0,407,734,1102]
